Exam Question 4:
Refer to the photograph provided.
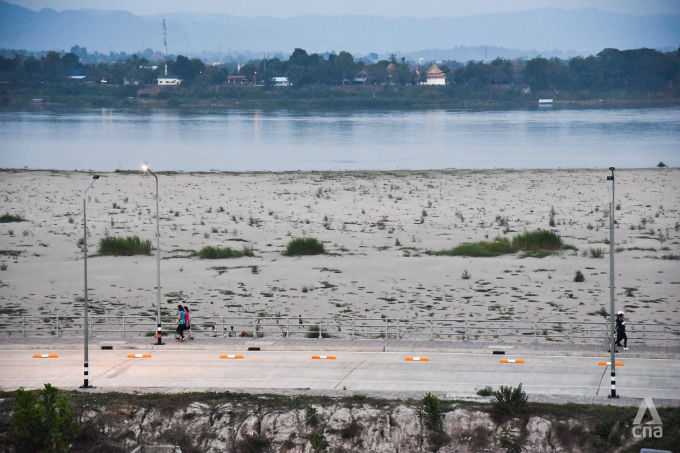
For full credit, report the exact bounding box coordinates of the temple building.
[425,64,446,85]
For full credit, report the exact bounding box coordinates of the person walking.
[299,315,304,328]
[176,304,186,342]
[255,319,262,338]
[183,306,194,340]
[615,311,629,350]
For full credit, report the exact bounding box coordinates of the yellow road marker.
[500,359,524,364]
[33,354,58,358]
[220,354,244,359]
[312,355,336,360]
[405,357,429,361]
[598,361,624,366]
[127,354,152,358]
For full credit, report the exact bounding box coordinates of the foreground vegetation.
[283,237,326,256]
[195,245,254,259]
[97,236,152,256]
[427,229,572,258]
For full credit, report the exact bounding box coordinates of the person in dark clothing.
[615,312,629,350]
[183,305,194,340]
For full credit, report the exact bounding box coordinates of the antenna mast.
[162,19,168,76]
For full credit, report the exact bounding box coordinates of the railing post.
[397,318,400,340]
[534,322,537,343]
[430,320,433,340]
[222,317,225,337]
[253,318,257,339]
[569,321,572,343]
[385,319,388,339]
[90,315,93,337]
[122,314,126,337]
[464,320,468,341]
[642,322,646,346]
[498,320,502,339]
[286,317,289,338]
[56,315,60,337]
[318,319,322,339]
[352,319,355,340]
[23,316,26,337]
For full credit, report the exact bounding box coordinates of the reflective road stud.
[33,354,58,358]
[220,355,244,359]
[127,354,152,358]
[599,362,624,366]
[500,359,525,364]
[405,357,429,361]
[312,356,336,360]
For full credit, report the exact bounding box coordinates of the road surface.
[1,349,678,399]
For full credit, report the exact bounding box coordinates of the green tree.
[12,384,80,453]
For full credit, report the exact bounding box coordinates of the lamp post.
[81,174,99,389]
[607,167,618,398]
[254,71,257,86]
[142,164,164,345]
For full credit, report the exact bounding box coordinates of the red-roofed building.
[425,64,446,85]
[227,75,248,85]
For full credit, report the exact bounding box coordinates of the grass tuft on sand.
[428,230,569,258]
[283,238,325,256]
[196,246,254,259]
[98,236,152,256]
[0,213,26,223]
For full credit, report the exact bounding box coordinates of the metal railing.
[1,315,678,346]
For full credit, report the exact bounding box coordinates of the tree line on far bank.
[0,46,678,96]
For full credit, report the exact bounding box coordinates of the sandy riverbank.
[0,169,678,329]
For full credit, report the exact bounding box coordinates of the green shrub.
[196,245,254,259]
[283,237,325,256]
[305,405,319,426]
[491,384,528,416]
[574,270,585,282]
[0,213,26,223]
[512,229,563,251]
[428,237,513,257]
[98,236,151,256]
[308,432,329,453]
[12,383,80,453]
[476,386,493,396]
[589,247,605,258]
[417,392,444,431]
[305,325,331,338]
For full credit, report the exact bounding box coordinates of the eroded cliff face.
[74,398,636,453]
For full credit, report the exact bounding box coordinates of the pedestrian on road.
[176,304,186,342]
[299,315,304,328]
[183,306,194,340]
[256,319,262,337]
[615,311,629,350]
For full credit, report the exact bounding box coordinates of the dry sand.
[0,169,678,330]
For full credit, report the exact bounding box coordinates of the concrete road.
[1,350,678,399]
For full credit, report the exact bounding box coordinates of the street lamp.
[607,167,618,398]
[81,174,99,389]
[142,164,164,345]
[254,71,257,86]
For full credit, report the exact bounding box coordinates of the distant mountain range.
[1,1,679,59]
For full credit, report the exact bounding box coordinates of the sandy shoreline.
[0,168,678,331]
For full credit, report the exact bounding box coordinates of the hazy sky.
[7,0,680,17]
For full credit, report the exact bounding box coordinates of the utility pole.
[607,167,618,398]
[163,19,168,76]
[81,175,99,389]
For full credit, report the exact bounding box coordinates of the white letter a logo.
[633,398,662,425]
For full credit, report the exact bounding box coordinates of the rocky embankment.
[43,392,659,453]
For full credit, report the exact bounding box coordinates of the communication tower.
[162,19,168,76]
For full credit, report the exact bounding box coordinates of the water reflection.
[0,107,678,171]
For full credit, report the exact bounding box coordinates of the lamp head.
[141,164,149,173]
[93,175,100,180]
[609,167,615,171]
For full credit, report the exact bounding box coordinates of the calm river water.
[0,107,678,171]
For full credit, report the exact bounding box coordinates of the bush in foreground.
[491,384,528,416]
[13,383,79,453]
[574,270,585,282]
[428,229,569,258]
[305,325,331,338]
[283,237,325,256]
[98,236,151,256]
[0,213,26,223]
[196,245,254,259]
[427,237,513,257]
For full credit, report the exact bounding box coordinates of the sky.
[7,0,680,17]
